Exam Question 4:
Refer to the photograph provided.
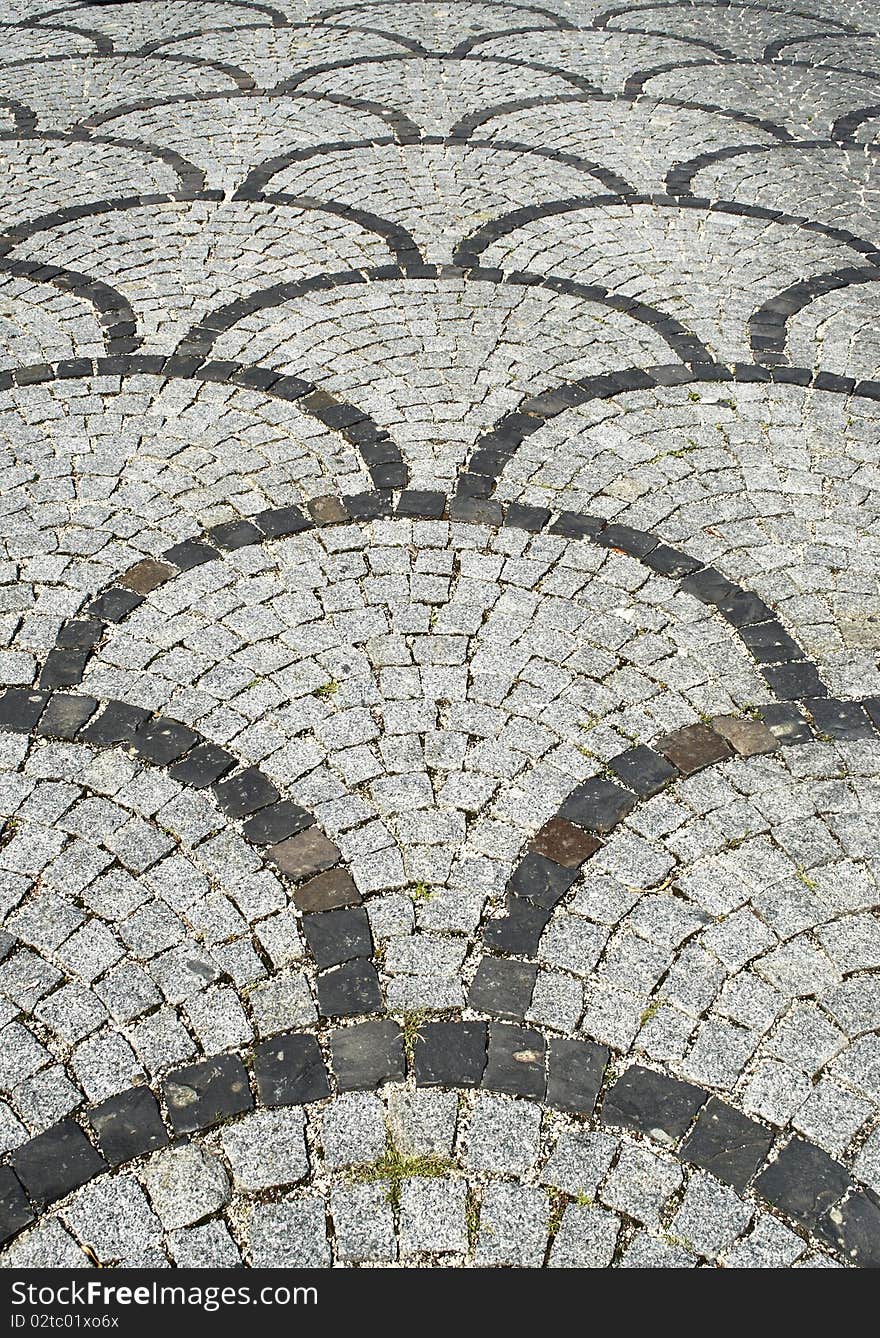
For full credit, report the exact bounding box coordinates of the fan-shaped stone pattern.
[257,142,619,263]
[0,373,371,677]
[158,24,409,86]
[474,98,779,195]
[529,739,880,1160]
[320,0,566,50]
[495,380,880,698]
[0,735,312,1144]
[687,146,880,245]
[102,95,401,191]
[0,24,99,63]
[78,519,769,912]
[480,203,857,362]
[472,28,724,90]
[787,281,880,382]
[210,276,676,489]
[781,34,880,75]
[0,271,105,369]
[295,56,580,135]
[0,57,239,132]
[10,199,394,353]
[0,139,180,229]
[33,0,280,44]
[642,62,880,140]
[604,1,838,59]
[0,1086,840,1267]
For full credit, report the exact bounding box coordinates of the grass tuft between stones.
[349,1135,455,1210]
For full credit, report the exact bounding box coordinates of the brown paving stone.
[117,558,175,594]
[294,868,362,913]
[307,495,349,525]
[529,817,600,867]
[658,723,732,775]
[711,715,780,757]
[271,828,341,880]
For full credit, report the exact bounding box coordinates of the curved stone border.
[749,264,880,365]
[473,706,876,982]
[0,126,208,195]
[451,88,795,142]
[454,357,879,506]
[453,190,880,270]
[27,0,292,30]
[74,83,425,143]
[0,684,386,1023]
[0,255,140,356]
[0,351,408,491]
[0,184,426,272]
[831,102,880,142]
[590,0,859,38]
[316,0,577,33]
[621,53,880,104]
[174,260,714,365]
[236,131,636,199]
[664,136,880,199]
[30,475,875,715]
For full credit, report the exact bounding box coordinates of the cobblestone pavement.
[0,0,878,1271]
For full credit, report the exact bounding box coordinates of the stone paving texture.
[0,0,878,1270]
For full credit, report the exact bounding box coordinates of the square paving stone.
[755,1137,852,1229]
[247,1197,329,1268]
[271,828,341,880]
[808,699,875,741]
[163,1055,252,1134]
[330,1019,405,1090]
[79,701,150,747]
[475,1183,548,1267]
[252,1033,330,1106]
[117,558,175,594]
[680,1096,774,1191]
[241,800,314,846]
[710,715,779,757]
[38,649,89,689]
[167,742,236,788]
[739,620,805,664]
[608,745,679,797]
[658,723,732,775]
[212,767,278,818]
[507,853,579,909]
[0,689,51,733]
[303,907,372,969]
[816,1191,880,1268]
[293,868,362,912]
[88,1086,169,1167]
[413,1021,488,1087]
[400,1177,467,1255]
[207,519,264,551]
[12,1121,107,1207]
[0,1167,34,1244]
[316,959,382,1017]
[601,1065,707,1143]
[761,662,828,700]
[483,1024,546,1099]
[529,817,600,867]
[132,717,199,766]
[546,1037,609,1115]
[469,957,537,1019]
[549,1203,621,1267]
[558,777,636,832]
[481,896,550,955]
[34,694,98,740]
[759,703,813,744]
[254,504,311,538]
